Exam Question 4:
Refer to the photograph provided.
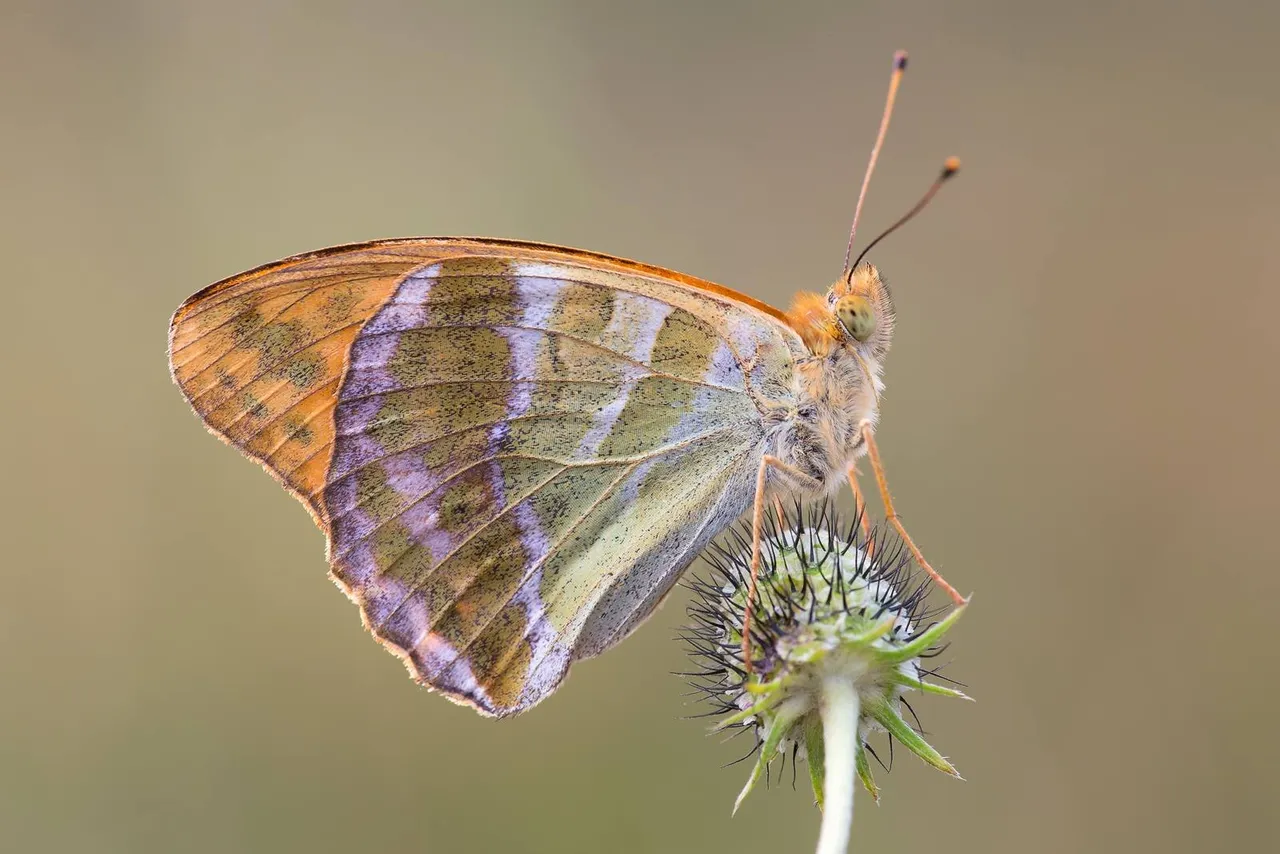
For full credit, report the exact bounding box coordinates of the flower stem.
[816,673,860,854]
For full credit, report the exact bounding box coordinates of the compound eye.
[834,295,876,342]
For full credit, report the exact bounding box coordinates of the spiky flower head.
[682,500,970,820]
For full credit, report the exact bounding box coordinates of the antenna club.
[894,50,909,70]
[942,156,961,177]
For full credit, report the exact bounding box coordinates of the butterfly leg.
[858,421,967,606]
[771,494,788,527]
[845,462,874,544]
[743,455,822,673]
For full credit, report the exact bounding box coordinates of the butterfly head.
[785,264,895,361]
[828,263,895,360]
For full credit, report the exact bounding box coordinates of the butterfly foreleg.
[857,420,967,605]
[742,454,822,673]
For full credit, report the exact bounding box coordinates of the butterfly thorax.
[769,345,884,492]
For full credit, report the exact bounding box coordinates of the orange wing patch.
[169,246,442,522]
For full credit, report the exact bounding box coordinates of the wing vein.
[328,425,746,534]
[499,436,761,681]
[337,379,631,410]
[327,412,595,548]
[433,459,644,679]
[171,270,390,350]
[172,286,318,370]
[356,321,742,393]
[186,316,368,407]
[256,395,339,460]
[370,463,570,631]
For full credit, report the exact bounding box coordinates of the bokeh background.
[4,1,1279,852]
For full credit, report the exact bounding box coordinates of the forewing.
[167,237,796,524]
[324,256,800,715]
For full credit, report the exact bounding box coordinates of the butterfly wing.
[169,239,804,716]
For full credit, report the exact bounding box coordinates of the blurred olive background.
[4,1,1279,852]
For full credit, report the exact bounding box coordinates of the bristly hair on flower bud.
[679,498,971,852]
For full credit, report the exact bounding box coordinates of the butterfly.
[167,51,964,717]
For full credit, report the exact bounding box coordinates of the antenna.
[849,157,960,271]
[843,50,909,274]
